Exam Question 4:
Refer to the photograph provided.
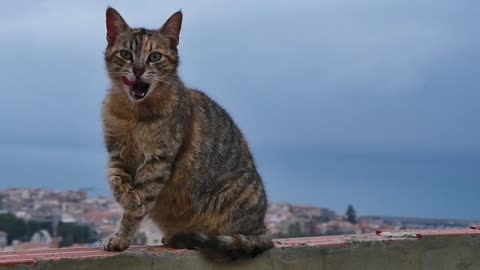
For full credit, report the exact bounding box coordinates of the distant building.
[290,204,336,222]
[266,202,341,237]
[61,213,77,223]
[31,230,52,244]
[65,190,88,202]
[317,220,361,235]
[0,230,7,248]
[138,218,163,245]
[279,216,306,236]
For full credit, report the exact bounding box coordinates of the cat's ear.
[160,11,183,49]
[106,7,129,44]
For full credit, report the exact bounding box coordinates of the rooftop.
[1,229,479,269]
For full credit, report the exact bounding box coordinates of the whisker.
[156,76,180,84]
[108,72,129,76]
[152,78,179,89]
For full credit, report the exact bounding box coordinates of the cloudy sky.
[1,0,479,219]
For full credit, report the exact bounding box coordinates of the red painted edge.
[0,229,479,267]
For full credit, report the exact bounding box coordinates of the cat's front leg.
[107,160,145,216]
[103,211,143,251]
[104,160,172,251]
[103,159,148,251]
[132,158,173,212]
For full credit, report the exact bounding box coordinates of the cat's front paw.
[103,233,130,251]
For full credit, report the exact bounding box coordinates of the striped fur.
[101,7,273,261]
[167,232,274,261]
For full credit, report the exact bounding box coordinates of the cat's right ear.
[160,11,183,49]
[106,7,129,44]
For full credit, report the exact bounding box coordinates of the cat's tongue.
[122,76,136,86]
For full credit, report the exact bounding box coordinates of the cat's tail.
[167,232,274,261]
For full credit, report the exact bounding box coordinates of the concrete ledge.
[1,229,480,269]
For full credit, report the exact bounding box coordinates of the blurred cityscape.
[0,188,477,251]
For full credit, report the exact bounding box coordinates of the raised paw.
[103,233,130,251]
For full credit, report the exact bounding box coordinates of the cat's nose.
[133,67,145,79]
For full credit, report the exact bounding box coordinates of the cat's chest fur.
[107,117,171,180]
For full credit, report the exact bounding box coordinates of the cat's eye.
[148,52,162,63]
[120,50,133,60]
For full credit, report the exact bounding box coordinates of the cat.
[101,7,273,261]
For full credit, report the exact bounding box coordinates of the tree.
[57,222,96,247]
[0,213,52,244]
[346,204,357,224]
[287,222,303,237]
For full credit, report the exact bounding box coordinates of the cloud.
[0,0,478,152]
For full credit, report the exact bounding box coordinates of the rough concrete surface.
[1,230,480,270]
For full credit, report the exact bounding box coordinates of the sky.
[0,0,479,219]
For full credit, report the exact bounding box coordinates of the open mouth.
[130,81,150,100]
[122,77,150,101]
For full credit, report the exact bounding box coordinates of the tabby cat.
[101,7,273,260]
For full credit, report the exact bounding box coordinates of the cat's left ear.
[106,7,129,44]
[160,11,183,49]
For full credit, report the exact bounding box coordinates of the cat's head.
[104,7,182,102]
